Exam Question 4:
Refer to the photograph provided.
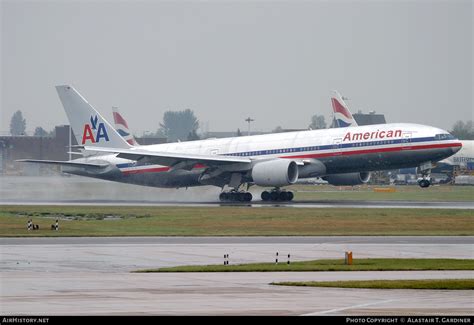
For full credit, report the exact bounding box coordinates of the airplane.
[330,91,473,185]
[112,106,138,146]
[438,140,473,168]
[18,85,462,201]
[331,90,358,127]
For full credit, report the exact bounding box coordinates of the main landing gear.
[261,188,294,202]
[219,191,253,202]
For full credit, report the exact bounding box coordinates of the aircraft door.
[333,138,342,156]
[401,132,412,150]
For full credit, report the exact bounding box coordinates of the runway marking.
[301,299,397,316]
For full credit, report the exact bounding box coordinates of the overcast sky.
[1,0,472,136]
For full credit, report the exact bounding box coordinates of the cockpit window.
[435,133,456,140]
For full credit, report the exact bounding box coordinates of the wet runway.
[1,175,473,209]
[1,236,473,315]
[1,236,472,245]
[1,199,473,209]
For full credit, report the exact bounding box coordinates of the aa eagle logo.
[81,115,109,144]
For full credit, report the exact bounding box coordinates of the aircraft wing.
[17,159,109,169]
[83,146,252,168]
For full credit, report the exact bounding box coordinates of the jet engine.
[252,159,299,187]
[323,172,371,186]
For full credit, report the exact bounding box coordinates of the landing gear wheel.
[418,179,431,188]
[261,191,270,201]
[279,191,289,201]
[244,192,253,202]
[219,192,228,202]
[220,191,253,202]
[261,189,294,202]
[270,191,279,201]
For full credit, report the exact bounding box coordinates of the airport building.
[330,110,387,128]
[353,110,387,125]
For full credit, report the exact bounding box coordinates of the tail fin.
[331,90,358,127]
[112,106,138,146]
[56,85,131,149]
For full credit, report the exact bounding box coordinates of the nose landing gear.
[418,179,431,188]
[418,178,431,188]
[417,162,433,188]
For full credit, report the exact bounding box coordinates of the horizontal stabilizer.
[17,159,109,168]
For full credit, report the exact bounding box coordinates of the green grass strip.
[272,279,474,290]
[1,206,473,237]
[136,258,474,273]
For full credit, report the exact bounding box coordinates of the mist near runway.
[0,175,223,203]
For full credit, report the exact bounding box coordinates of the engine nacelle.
[252,159,299,187]
[323,172,371,186]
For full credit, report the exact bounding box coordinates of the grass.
[0,205,473,237]
[137,258,474,273]
[272,279,474,290]
[290,184,474,202]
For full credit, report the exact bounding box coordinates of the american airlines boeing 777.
[19,85,462,202]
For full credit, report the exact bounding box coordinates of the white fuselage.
[66,123,461,188]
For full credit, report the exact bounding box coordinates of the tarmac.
[1,236,473,315]
[1,177,473,315]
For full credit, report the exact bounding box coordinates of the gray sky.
[1,0,472,136]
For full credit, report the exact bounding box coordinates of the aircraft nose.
[452,142,462,154]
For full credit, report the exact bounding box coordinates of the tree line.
[8,109,474,141]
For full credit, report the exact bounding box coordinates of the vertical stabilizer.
[112,106,138,146]
[331,90,358,127]
[56,85,131,149]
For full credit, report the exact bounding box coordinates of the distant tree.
[34,127,49,137]
[308,114,326,130]
[236,128,242,137]
[451,120,474,140]
[158,109,199,142]
[272,126,284,133]
[10,110,27,135]
[152,129,166,138]
[187,129,200,141]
